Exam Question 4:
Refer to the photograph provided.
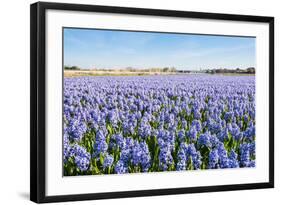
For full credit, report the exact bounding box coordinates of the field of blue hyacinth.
[63,75,255,176]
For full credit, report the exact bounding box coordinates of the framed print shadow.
[30,1,274,203]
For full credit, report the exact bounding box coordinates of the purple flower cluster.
[63,75,256,176]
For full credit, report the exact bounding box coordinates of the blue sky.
[64,28,256,70]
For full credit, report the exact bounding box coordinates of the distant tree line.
[205,67,255,74]
[90,67,177,72]
[64,66,80,70]
[64,65,255,74]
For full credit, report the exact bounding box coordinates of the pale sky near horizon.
[64,28,256,70]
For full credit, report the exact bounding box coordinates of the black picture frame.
[30,1,274,203]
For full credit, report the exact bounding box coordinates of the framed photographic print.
[30,1,274,203]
